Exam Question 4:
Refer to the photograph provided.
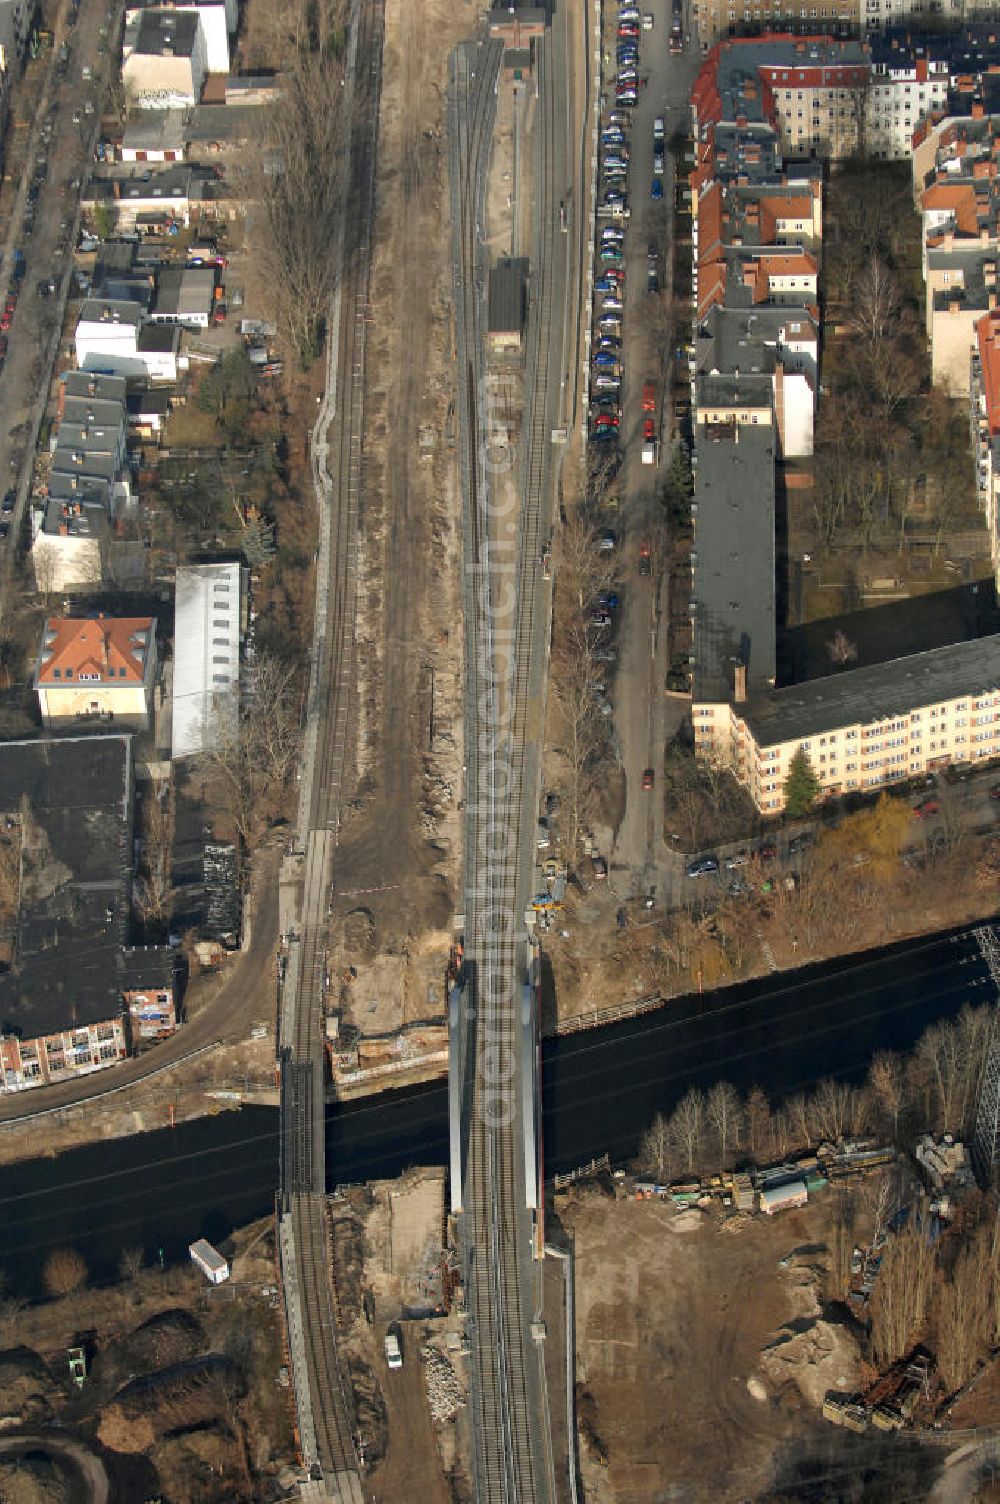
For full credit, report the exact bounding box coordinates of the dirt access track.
[325,0,487,1024]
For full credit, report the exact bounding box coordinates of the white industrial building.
[171,561,243,760]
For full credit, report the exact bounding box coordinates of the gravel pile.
[421,1344,464,1422]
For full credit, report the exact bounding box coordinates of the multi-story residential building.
[970,306,1000,580]
[715,635,1000,811]
[29,370,134,594]
[697,0,1000,45]
[123,0,237,76]
[690,418,777,757]
[35,614,158,730]
[696,0,861,48]
[122,9,208,109]
[694,304,819,454]
[0,736,177,1093]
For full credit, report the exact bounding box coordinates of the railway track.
[277,0,384,1495]
[450,23,562,1504]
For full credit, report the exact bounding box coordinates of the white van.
[384,1328,403,1370]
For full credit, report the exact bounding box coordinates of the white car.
[643,11,654,28]
[384,1329,403,1370]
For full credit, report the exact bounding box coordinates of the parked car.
[384,1326,403,1371]
[592,854,608,880]
[686,856,719,878]
[724,851,749,870]
[642,768,654,791]
[757,843,777,862]
[597,531,616,550]
[651,177,664,200]
[912,797,940,819]
[1,490,14,516]
[990,784,1000,800]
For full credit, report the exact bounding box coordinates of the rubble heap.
[421,1344,464,1423]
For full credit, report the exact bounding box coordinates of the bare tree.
[937,1229,990,1394]
[118,1245,144,1284]
[0,1296,24,1344]
[868,1051,905,1143]
[42,1248,88,1300]
[133,780,175,929]
[706,1081,742,1169]
[745,1086,771,1162]
[639,1112,672,1182]
[826,628,858,668]
[240,3,352,364]
[852,259,901,347]
[201,653,301,856]
[870,1212,936,1368]
[812,1077,865,1145]
[670,1088,706,1173]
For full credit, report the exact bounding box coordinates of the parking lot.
[585,0,700,901]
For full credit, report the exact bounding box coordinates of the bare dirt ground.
[326,0,488,1025]
[560,1185,866,1504]
[0,1217,295,1504]
[330,1171,471,1502]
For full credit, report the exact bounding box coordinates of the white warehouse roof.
[171,561,242,759]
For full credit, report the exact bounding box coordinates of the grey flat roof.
[692,420,775,703]
[488,257,528,335]
[64,371,128,403]
[697,371,774,407]
[121,109,186,152]
[0,735,133,1041]
[138,323,179,352]
[134,8,200,56]
[79,300,142,329]
[743,633,1000,745]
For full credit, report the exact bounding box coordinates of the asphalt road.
[601,13,700,898]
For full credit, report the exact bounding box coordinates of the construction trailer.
[189,1238,230,1284]
[759,1181,807,1216]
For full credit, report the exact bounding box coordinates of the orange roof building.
[35,614,158,731]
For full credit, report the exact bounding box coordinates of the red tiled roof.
[37,615,153,686]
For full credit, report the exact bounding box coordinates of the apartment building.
[690,418,777,753]
[970,305,1000,579]
[714,635,1000,811]
[694,305,819,454]
[0,736,177,1093]
[697,0,1000,44]
[122,9,208,109]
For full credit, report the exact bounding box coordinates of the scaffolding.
[973,926,1000,1185]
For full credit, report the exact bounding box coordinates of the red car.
[912,798,940,819]
[990,784,1000,800]
[643,417,655,441]
[757,844,777,862]
[594,414,620,428]
[642,381,655,412]
[0,311,11,332]
[642,768,654,791]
